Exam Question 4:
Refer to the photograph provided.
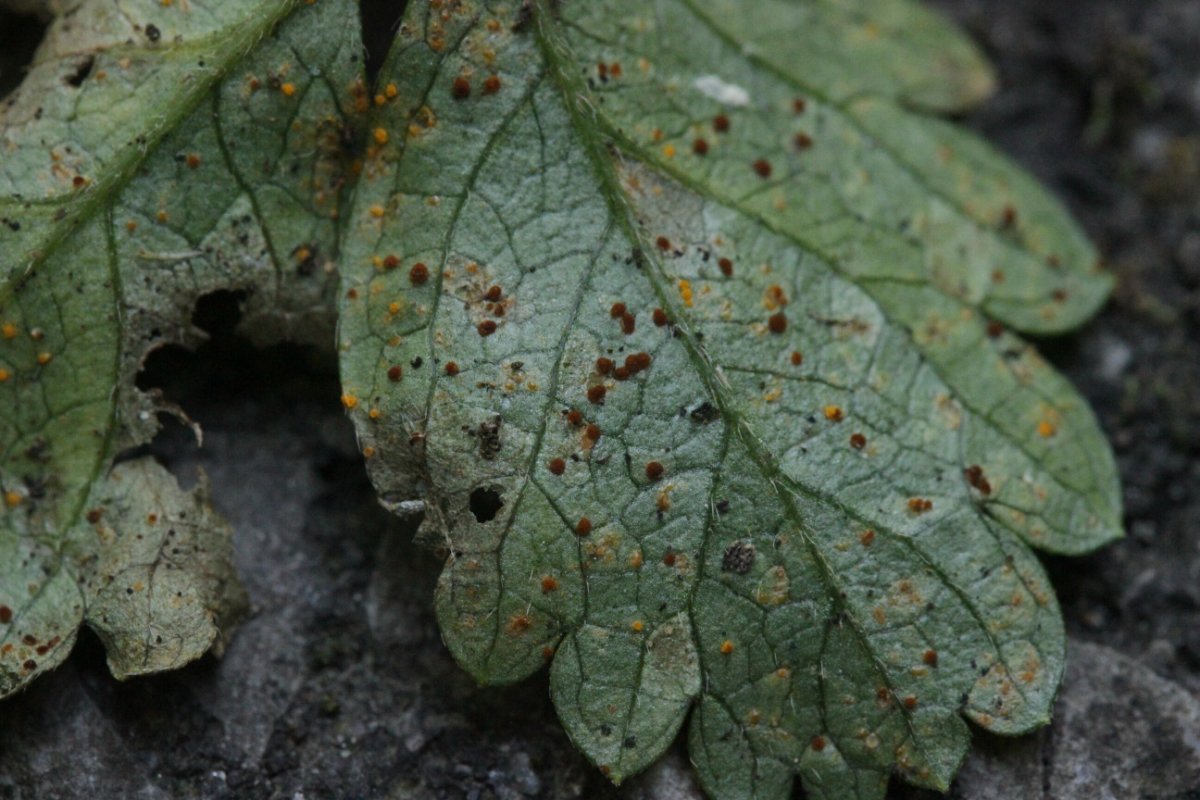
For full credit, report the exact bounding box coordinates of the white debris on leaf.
[693,75,750,107]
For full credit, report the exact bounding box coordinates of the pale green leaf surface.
[0,0,362,697]
[340,1,1119,798]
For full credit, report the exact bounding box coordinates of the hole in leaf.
[0,8,47,100]
[469,487,504,523]
[360,0,409,83]
[64,55,94,88]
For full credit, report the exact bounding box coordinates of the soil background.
[1,1,1199,798]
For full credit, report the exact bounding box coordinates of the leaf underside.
[338,1,1120,799]
[0,0,363,696]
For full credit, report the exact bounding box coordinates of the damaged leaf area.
[0,0,363,696]
[338,1,1121,798]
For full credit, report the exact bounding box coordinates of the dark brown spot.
[0,605,11,624]
[692,138,709,156]
[722,540,755,574]
[923,649,939,667]
[566,409,584,426]
[767,312,787,334]
[811,735,825,752]
[963,465,992,496]
[483,75,501,95]
[610,302,627,318]
[548,458,566,476]
[850,433,866,450]
[1000,205,1017,229]
[484,285,502,302]
[713,114,730,133]
[645,461,664,481]
[621,312,636,335]
[444,361,459,376]
[585,423,601,442]
[575,517,592,536]
[655,236,671,251]
[753,159,772,178]
[409,262,429,285]
[596,357,614,375]
[793,132,813,150]
[718,257,733,277]
[652,308,669,327]
[792,97,807,114]
[452,76,471,99]
[587,385,607,405]
[477,320,497,337]
[387,365,403,382]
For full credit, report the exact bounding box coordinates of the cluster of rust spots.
[373,82,400,107]
[609,301,636,335]
[963,464,992,495]
[907,497,933,514]
[595,62,623,82]
[614,352,652,381]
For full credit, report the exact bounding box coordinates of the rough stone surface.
[2,0,1200,798]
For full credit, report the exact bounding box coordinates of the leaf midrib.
[529,2,969,786]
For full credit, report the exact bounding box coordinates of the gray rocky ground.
[2,0,1199,797]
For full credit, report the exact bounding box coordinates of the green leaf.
[0,0,362,697]
[338,1,1120,798]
